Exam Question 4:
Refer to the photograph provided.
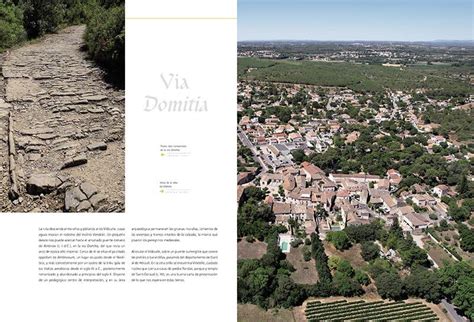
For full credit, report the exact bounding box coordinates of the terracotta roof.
[397,205,415,215]
[261,173,284,182]
[264,195,274,205]
[273,202,291,214]
[332,173,380,180]
[291,204,307,214]
[301,161,325,179]
[337,189,350,198]
[435,184,449,191]
[404,213,429,227]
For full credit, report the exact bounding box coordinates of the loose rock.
[26,173,62,195]
[87,142,107,151]
[61,154,87,169]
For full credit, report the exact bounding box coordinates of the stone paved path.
[0,26,125,212]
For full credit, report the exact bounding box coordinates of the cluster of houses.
[239,114,337,154]
[238,160,456,242]
[238,81,468,174]
[237,82,466,251]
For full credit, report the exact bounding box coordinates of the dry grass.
[437,230,474,263]
[238,239,267,260]
[238,304,296,322]
[286,245,319,285]
[323,241,367,270]
[424,240,454,267]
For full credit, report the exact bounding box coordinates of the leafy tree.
[453,276,474,320]
[404,266,442,303]
[0,2,26,50]
[238,259,262,304]
[439,219,449,230]
[457,174,469,196]
[273,275,307,308]
[23,0,65,38]
[368,258,395,278]
[238,199,275,240]
[247,266,272,299]
[242,186,267,203]
[326,231,351,250]
[397,235,430,268]
[291,149,306,164]
[310,233,333,295]
[448,204,470,222]
[84,2,125,87]
[312,279,333,297]
[333,272,363,297]
[463,198,474,212]
[290,236,302,248]
[62,0,97,24]
[261,232,284,268]
[355,270,370,286]
[303,247,311,261]
[375,272,405,300]
[345,222,380,243]
[238,231,305,309]
[328,256,342,270]
[389,218,404,239]
[336,259,355,277]
[361,241,380,262]
[458,224,474,253]
[437,261,474,299]
[245,236,255,243]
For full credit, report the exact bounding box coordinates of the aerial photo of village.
[237,0,473,321]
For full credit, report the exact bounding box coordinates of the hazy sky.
[238,0,474,41]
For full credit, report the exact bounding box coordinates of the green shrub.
[63,0,97,25]
[303,247,311,261]
[291,238,303,248]
[327,230,351,250]
[355,270,370,286]
[361,241,380,262]
[84,4,124,87]
[23,0,65,38]
[0,2,26,50]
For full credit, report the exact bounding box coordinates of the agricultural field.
[305,299,440,321]
[238,57,473,98]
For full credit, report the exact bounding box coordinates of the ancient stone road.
[0,26,125,212]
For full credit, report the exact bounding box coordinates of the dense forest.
[238,57,473,101]
[0,0,124,87]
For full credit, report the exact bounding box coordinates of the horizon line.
[238,39,474,43]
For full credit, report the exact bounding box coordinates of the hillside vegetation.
[0,0,124,87]
[238,57,472,99]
